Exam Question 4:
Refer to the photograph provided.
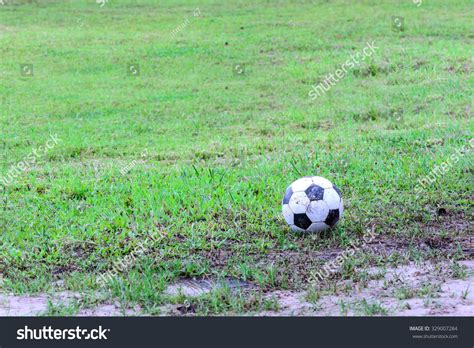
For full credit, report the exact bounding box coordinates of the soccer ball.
[282,176,343,232]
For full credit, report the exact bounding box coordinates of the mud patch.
[259,260,474,316]
[0,292,79,316]
[76,303,141,316]
[0,292,141,316]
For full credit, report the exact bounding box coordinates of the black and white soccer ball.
[282,176,343,232]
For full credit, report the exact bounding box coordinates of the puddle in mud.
[164,278,254,297]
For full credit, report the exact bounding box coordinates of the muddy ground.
[1,259,472,316]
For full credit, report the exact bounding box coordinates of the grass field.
[0,0,473,315]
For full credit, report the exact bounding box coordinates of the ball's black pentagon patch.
[294,213,312,230]
[282,187,293,205]
[305,184,324,201]
[325,209,340,227]
[333,184,342,198]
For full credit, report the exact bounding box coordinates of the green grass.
[0,0,472,315]
[354,299,388,316]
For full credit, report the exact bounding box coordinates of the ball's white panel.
[290,224,306,232]
[282,204,294,225]
[323,188,341,209]
[338,198,344,218]
[311,176,333,189]
[307,222,329,232]
[291,177,314,192]
[288,191,310,214]
[306,200,329,222]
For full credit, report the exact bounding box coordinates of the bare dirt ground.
[0,292,140,316]
[259,260,474,316]
[3,259,470,316]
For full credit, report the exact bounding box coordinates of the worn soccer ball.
[282,176,343,232]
